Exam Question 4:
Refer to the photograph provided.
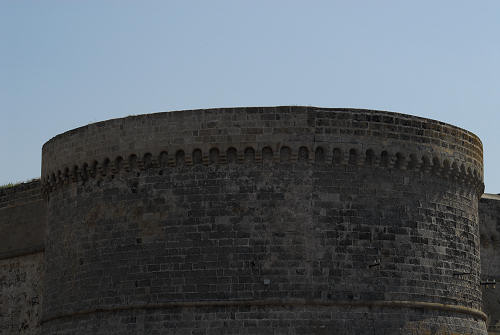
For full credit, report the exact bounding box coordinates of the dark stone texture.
[38,107,486,334]
[480,194,500,334]
[0,253,44,335]
[0,180,46,258]
[0,181,45,334]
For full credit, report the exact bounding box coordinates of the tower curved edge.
[39,106,486,334]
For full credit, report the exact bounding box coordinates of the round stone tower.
[40,107,486,334]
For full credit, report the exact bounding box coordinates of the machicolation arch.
[42,145,483,196]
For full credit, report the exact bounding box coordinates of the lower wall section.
[0,252,44,335]
[41,304,487,335]
[479,194,500,334]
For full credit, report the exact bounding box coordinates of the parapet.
[41,106,484,194]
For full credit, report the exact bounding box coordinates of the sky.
[1,1,499,192]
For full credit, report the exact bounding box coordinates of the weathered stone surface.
[0,180,46,258]
[38,107,486,334]
[0,181,45,334]
[0,252,43,335]
[480,194,500,334]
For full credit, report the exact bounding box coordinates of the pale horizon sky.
[1,1,499,192]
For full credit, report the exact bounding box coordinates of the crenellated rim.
[41,106,484,196]
[42,144,484,196]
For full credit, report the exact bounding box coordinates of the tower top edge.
[42,106,482,149]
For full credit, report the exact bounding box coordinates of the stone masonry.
[480,194,500,334]
[1,106,497,334]
[1,180,45,335]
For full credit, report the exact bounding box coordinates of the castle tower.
[40,107,486,334]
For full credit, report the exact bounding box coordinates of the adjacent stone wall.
[0,181,46,335]
[1,253,44,335]
[480,194,500,334]
[41,107,486,335]
[0,180,46,259]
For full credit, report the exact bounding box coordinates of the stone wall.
[480,194,500,334]
[0,181,46,334]
[40,107,486,335]
[0,180,46,259]
[1,253,44,335]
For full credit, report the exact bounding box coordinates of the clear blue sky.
[1,1,499,192]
